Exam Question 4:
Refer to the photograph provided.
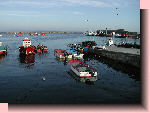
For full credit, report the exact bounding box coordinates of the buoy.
[42,77,46,81]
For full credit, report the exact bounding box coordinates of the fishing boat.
[66,49,84,59]
[0,42,7,55]
[19,38,35,55]
[42,46,48,53]
[68,60,97,77]
[67,70,97,83]
[36,44,48,53]
[54,49,72,59]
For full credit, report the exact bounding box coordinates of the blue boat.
[66,49,84,59]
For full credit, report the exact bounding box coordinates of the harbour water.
[0,33,140,104]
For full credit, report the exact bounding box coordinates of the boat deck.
[72,62,93,72]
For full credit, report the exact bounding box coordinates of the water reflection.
[84,54,140,81]
[0,55,6,64]
[67,70,97,85]
[55,57,71,66]
[19,53,35,64]
[19,54,35,69]
[36,51,48,55]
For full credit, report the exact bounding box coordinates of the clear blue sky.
[0,0,140,32]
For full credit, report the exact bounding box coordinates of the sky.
[0,0,140,32]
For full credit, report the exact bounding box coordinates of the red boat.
[43,46,48,53]
[19,38,35,55]
[36,44,48,53]
[54,49,72,59]
[36,48,42,53]
[54,49,65,58]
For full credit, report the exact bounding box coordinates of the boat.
[54,49,72,59]
[84,31,95,36]
[0,34,2,37]
[42,46,48,53]
[67,70,97,83]
[19,38,35,55]
[29,32,40,36]
[36,44,48,53]
[66,49,84,59]
[0,42,7,55]
[68,60,97,77]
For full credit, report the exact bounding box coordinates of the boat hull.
[68,60,97,77]
[73,54,84,59]
[19,46,35,55]
[68,70,97,83]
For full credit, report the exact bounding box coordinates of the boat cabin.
[23,39,31,48]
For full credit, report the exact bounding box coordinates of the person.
[108,38,113,46]
[37,43,41,49]
[79,47,84,53]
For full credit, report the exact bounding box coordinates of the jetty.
[88,46,140,68]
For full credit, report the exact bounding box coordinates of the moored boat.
[36,44,48,53]
[68,60,97,77]
[54,49,65,58]
[54,49,72,59]
[67,70,97,83]
[66,49,84,59]
[43,46,48,53]
[19,38,35,55]
[0,42,7,55]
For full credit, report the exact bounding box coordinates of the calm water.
[0,33,141,104]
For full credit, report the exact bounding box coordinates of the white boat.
[0,34,2,37]
[54,49,72,59]
[68,70,97,83]
[68,60,97,77]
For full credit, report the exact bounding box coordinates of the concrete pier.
[88,46,140,68]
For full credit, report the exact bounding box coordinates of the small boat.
[19,38,35,55]
[42,46,48,53]
[36,44,48,53]
[66,49,84,59]
[54,49,72,59]
[68,60,97,77]
[68,70,97,83]
[0,42,7,55]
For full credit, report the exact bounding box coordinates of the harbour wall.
[88,46,140,68]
